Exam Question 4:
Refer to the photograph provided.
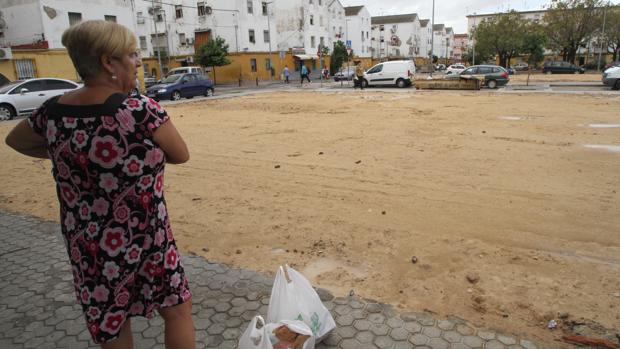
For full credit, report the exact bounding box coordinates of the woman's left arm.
[5,120,48,159]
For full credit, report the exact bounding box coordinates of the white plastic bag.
[239,315,316,349]
[267,265,336,342]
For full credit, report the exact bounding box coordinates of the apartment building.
[452,33,468,61]
[370,14,421,60]
[343,6,371,58]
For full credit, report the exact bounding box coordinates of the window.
[265,58,272,70]
[367,64,383,74]
[320,16,323,26]
[478,67,492,74]
[462,67,477,74]
[250,58,257,72]
[45,79,77,90]
[139,36,147,50]
[311,36,315,48]
[319,0,322,4]
[197,2,206,16]
[320,37,324,47]
[137,11,145,24]
[310,15,314,25]
[175,5,183,18]
[263,30,270,43]
[361,31,364,41]
[262,2,268,15]
[179,33,186,45]
[247,0,253,14]
[249,30,255,43]
[68,12,82,26]
[11,80,45,94]
[104,15,117,22]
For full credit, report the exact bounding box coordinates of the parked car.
[0,73,9,87]
[505,67,516,75]
[446,64,466,75]
[166,66,206,77]
[146,73,214,101]
[604,61,620,70]
[334,65,356,81]
[362,60,416,88]
[144,76,157,88]
[435,64,446,71]
[602,66,620,90]
[448,65,510,89]
[0,78,80,121]
[511,62,529,71]
[542,61,585,74]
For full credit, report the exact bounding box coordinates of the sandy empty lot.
[1,90,619,344]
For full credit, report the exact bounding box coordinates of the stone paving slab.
[0,209,544,348]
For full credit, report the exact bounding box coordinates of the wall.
[0,0,44,47]
[346,7,372,58]
[0,49,77,81]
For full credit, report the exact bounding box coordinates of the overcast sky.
[339,0,619,33]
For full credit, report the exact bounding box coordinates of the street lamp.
[430,0,435,73]
[264,1,274,80]
[472,13,477,66]
[597,2,610,72]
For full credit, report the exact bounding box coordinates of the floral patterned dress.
[28,93,191,344]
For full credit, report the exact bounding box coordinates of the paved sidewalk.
[0,209,543,349]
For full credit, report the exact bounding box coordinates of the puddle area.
[300,258,368,295]
[498,116,524,121]
[583,144,620,153]
[587,123,620,128]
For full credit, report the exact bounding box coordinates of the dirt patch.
[1,91,619,345]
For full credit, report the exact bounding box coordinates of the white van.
[166,66,205,77]
[362,60,416,88]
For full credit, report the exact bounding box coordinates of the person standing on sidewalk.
[283,65,290,84]
[354,60,366,90]
[300,63,311,85]
[5,20,196,349]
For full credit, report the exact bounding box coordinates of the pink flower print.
[113,205,130,224]
[88,322,100,339]
[46,120,57,143]
[139,260,158,282]
[80,287,91,303]
[144,148,164,168]
[122,155,144,177]
[165,224,173,240]
[181,288,191,301]
[146,97,165,114]
[100,310,125,335]
[137,175,153,191]
[63,117,77,128]
[143,234,153,250]
[164,245,179,270]
[70,247,81,263]
[99,173,119,193]
[59,183,78,208]
[102,261,119,280]
[163,294,179,307]
[92,285,110,303]
[139,192,152,209]
[89,136,121,169]
[124,244,142,264]
[64,212,76,231]
[154,173,164,197]
[115,289,130,308]
[75,151,89,169]
[102,116,117,131]
[129,302,144,315]
[170,272,181,288]
[92,198,109,216]
[116,108,136,134]
[152,252,163,263]
[100,227,127,257]
[79,202,91,220]
[157,202,167,220]
[141,284,153,299]
[154,228,165,247]
[87,307,101,320]
[86,222,99,238]
[57,162,70,179]
[124,98,143,111]
[72,130,88,148]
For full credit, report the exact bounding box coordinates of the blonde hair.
[61,20,137,80]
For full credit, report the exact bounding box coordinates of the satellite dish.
[205,6,212,15]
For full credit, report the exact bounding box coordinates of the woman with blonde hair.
[5,20,195,349]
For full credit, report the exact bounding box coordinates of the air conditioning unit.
[186,38,195,45]
[0,47,12,60]
[205,6,212,15]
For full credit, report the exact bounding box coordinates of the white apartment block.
[370,14,421,59]
[418,19,431,58]
[343,6,371,58]
[0,0,135,49]
[327,0,346,51]
[431,24,453,59]
[272,0,332,57]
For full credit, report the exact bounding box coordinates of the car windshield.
[0,81,23,94]
[161,75,182,84]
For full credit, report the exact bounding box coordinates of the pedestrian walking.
[300,63,311,85]
[354,60,365,90]
[5,20,196,349]
[283,65,290,84]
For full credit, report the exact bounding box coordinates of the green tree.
[543,0,603,63]
[331,41,348,75]
[602,6,620,61]
[521,27,548,85]
[194,37,231,84]
[474,11,528,68]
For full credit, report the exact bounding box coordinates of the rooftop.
[344,6,364,16]
[371,13,418,25]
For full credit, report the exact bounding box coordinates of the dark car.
[448,65,510,89]
[542,61,585,74]
[146,73,214,101]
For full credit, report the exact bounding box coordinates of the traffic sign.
[346,40,352,48]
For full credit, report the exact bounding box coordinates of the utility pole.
[265,1,274,80]
[472,13,476,66]
[151,0,163,80]
[430,0,435,73]
[597,2,609,72]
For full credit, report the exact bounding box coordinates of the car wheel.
[613,80,620,91]
[0,104,16,121]
[171,90,181,101]
[546,71,552,75]
[361,79,369,88]
[396,78,407,88]
[204,88,214,96]
[487,79,498,89]
[574,70,579,74]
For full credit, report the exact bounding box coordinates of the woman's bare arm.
[153,120,190,164]
[5,120,48,159]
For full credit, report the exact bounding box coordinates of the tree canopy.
[194,37,231,84]
[473,11,528,68]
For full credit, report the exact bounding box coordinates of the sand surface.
[1,90,619,344]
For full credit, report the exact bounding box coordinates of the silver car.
[0,78,80,121]
[602,66,620,90]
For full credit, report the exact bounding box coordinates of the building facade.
[343,6,371,58]
[452,33,468,62]
[370,14,421,60]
